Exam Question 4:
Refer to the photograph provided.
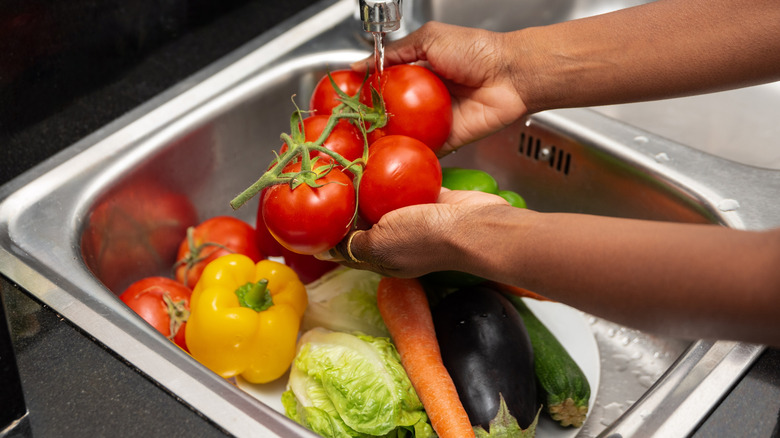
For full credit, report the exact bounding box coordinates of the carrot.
[376,277,475,438]
[485,281,555,302]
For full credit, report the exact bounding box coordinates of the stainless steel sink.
[2,0,779,437]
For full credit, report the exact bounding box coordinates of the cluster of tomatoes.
[251,64,453,256]
[119,63,454,356]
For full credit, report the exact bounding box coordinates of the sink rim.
[0,2,357,437]
[1,0,779,437]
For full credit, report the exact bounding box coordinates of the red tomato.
[360,64,452,154]
[310,69,364,114]
[359,135,442,225]
[81,181,197,293]
[174,216,263,288]
[263,162,356,255]
[281,115,363,167]
[255,194,285,257]
[120,277,192,351]
[281,247,339,284]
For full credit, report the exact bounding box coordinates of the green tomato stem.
[236,279,273,312]
[230,87,384,210]
[162,293,190,341]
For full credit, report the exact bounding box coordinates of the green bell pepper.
[497,190,527,208]
[441,167,500,194]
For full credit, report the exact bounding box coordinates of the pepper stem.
[235,279,274,312]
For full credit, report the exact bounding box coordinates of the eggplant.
[432,286,538,430]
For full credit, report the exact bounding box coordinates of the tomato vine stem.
[229,75,385,211]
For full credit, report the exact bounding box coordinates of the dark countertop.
[2,281,231,438]
[1,0,779,437]
[0,0,318,187]
[696,348,780,437]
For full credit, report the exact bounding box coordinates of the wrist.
[505,21,621,114]
[448,204,539,282]
[502,24,590,114]
[501,27,549,114]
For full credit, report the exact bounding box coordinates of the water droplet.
[654,152,670,162]
[637,374,655,388]
[633,135,649,144]
[718,199,740,212]
[600,402,626,426]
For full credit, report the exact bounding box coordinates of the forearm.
[512,0,780,113]
[455,205,780,345]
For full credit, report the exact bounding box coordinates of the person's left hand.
[352,22,529,156]
[317,189,509,278]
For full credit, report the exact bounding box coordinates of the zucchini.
[506,295,591,428]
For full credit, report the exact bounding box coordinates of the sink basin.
[2,0,779,437]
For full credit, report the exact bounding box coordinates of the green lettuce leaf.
[302,268,388,338]
[283,328,434,438]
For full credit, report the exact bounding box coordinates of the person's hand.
[317,189,510,278]
[352,22,528,156]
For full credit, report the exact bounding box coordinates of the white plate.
[238,297,600,437]
[523,298,601,437]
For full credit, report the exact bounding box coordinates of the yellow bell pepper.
[185,253,307,383]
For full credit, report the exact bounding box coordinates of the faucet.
[358,0,403,33]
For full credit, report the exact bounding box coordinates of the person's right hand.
[352,22,528,156]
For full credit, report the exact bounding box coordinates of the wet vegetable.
[360,64,453,153]
[282,328,435,438]
[262,161,356,255]
[120,276,192,351]
[432,286,539,431]
[506,295,591,427]
[174,216,263,288]
[377,277,474,438]
[441,167,499,194]
[497,189,527,208]
[300,267,388,337]
[185,254,307,383]
[358,135,442,225]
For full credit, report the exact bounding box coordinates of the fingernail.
[315,248,343,262]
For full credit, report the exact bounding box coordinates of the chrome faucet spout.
[359,0,403,33]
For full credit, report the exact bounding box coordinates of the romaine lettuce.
[282,328,435,438]
[302,268,389,337]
